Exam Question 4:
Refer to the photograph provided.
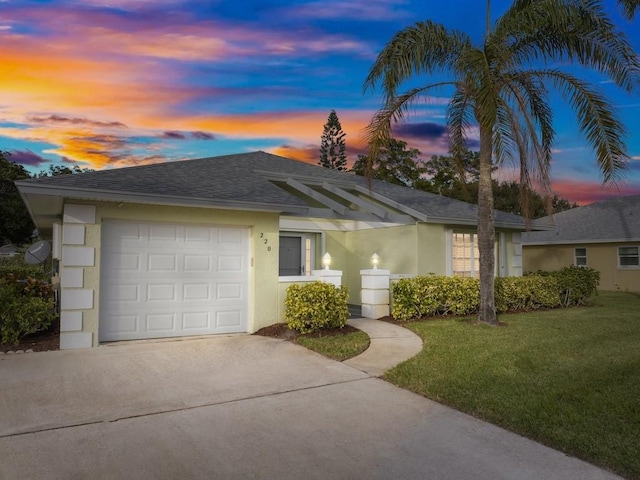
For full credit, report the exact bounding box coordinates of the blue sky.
[1,0,639,204]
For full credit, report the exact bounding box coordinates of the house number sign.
[260,232,271,251]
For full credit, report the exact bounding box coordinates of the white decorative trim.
[60,311,83,332]
[62,224,85,245]
[61,289,94,310]
[52,222,62,259]
[60,332,92,349]
[63,204,96,224]
[62,246,95,267]
[61,267,84,288]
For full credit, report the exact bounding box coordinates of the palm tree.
[363,0,640,325]
[618,0,640,19]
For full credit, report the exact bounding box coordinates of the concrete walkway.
[344,317,423,376]
[0,329,623,479]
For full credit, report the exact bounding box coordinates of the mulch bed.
[1,321,361,353]
[253,323,361,340]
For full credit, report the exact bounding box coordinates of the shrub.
[549,266,600,307]
[495,275,561,313]
[285,282,349,334]
[0,276,58,345]
[391,275,479,321]
[0,255,49,281]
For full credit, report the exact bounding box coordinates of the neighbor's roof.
[522,194,640,245]
[16,150,533,231]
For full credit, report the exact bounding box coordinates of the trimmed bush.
[392,267,600,322]
[0,278,57,344]
[392,275,479,321]
[549,266,600,307]
[495,275,561,313]
[285,281,349,334]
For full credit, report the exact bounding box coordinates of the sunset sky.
[1,0,639,205]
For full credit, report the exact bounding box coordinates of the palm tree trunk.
[477,123,498,325]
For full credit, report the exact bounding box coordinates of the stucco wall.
[61,201,279,347]
[325,224,418,304]
[523,242,640,292]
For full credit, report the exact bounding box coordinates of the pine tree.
[318,110,347,170]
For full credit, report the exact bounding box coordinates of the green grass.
[384,291,640,479]
[294,330,370,361]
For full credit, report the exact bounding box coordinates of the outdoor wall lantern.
[322,252,332,270]
[371,253,380,269]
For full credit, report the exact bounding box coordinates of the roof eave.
[15,183,309,215]
[523,237,640,246]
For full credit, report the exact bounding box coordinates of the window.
[618,246,639,268]
[574,247,587,267]
[452,232,479,278]
[279,233,317,276]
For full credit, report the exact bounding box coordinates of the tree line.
[0,151,91,245]
[318,112,576,218]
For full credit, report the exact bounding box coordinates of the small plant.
[285,282,349,334]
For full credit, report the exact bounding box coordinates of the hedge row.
[391,266,600,321]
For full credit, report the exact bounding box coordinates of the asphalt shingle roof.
[19,151,529,228]
[522,194,640,244]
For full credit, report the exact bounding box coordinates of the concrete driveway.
[0,335,622,480]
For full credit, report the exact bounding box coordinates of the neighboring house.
[16,151,532,349]
[522,194,640,293]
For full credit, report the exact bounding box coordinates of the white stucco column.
[360,268,390,319]
[311,269,343,287]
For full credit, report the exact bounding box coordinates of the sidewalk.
[344,317,423,376]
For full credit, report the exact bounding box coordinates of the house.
[522,194,640,292]
[16,151,531,349]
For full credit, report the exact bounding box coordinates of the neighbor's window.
[574,247,587,267]
[618,246,639,268]
[452,232,479,278]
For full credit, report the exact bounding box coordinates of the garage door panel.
[217,255,244,272]
[216,310,243,328]
[146,313,175,332]
[219,228,247,245]
[182,312,210,330]
[147,284,176,301]
[100,220,249,342]
[184,255,211,271]
[183,284,211,301]
[148,254,177,271]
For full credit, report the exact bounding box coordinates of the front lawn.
[384,291,640,480]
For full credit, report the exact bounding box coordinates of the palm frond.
[619,0,640,19]
[363,20,472,98]
[495,0,640,93]
[543,69,628,183]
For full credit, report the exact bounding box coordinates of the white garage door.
[99,220,249,342]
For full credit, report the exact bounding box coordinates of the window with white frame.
[618,246,639,268]
[452,232,480,278]
[279,233,317,276]
[574,247,587,267]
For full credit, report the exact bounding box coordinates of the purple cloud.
[191,131,215,140]
[161,131,187,140]
[9,149,48,166]
[394,122,448,140]
[28,114,127,128]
